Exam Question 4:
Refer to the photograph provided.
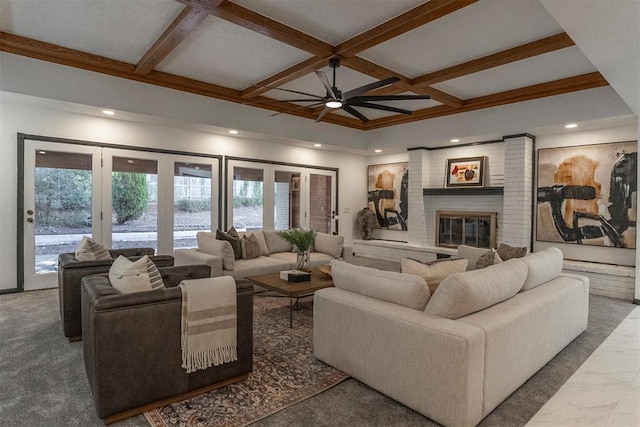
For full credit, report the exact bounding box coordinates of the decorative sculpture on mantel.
[356,207,376,240]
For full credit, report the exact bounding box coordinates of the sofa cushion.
[224,256,290,280]
[520,247,564,291]
[75,236,111,262]
[331,260,430,310]
[314,233,344,258]
[496,243,528,261]
[425,259,528,319]
[197,232,235,271]
[270,251,335,268]
[263,230,293,254]
[109,255,162,294]
[400,258,468,294]
[475,249,503,269]
[240,233,261,260]
[457,245,491,271]
[216,228,241,259]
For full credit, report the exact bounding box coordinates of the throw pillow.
[475,249,503,269]
[241,233,261,260]
[401,257,468,294]
[263,230,293,254]
[314,232,344,259]
[109,255,155,294]
[75,236,111,262]
[331,260,430,310]
[146,257,164,289]
[425,258,528,319]
[216,228,241,259]
[496,243,528,261]
[197,232,235,271]
[456,245,491,271]
[520,247,563,291]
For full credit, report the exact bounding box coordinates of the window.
[232,167,264,231]
[436,211,497,248]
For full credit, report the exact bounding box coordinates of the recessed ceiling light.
[451,139,460,143]
[314,143,322,147]
[102,110,115,116]
[374,149,382,153]
[38,151,46,155]
[565,123,578,129]
[127,159,134,164]
[228,129,239,135]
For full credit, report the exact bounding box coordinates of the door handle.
[27,218,34,223]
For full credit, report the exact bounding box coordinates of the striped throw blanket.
[178,276,238,373]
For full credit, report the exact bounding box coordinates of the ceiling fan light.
[325,100,342,108]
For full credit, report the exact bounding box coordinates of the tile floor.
[526,306,640,427]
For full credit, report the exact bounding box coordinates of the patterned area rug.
[144,294,348,427]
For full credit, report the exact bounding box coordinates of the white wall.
[0,100,367,291]
[535,124,638,266]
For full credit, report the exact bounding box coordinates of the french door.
[227,159,337,233]
[20,137,219,291]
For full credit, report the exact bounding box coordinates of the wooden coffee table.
[247,269,333,328]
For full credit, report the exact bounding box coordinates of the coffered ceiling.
[0,0,636,135]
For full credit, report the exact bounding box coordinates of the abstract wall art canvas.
[537,141,637,248]
[367,162,408,230]
[445,156,485,187]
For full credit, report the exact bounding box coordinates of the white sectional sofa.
[174,229,352,279]
[314,247,589,427]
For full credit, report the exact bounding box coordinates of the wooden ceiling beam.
[366,72,609,129]
[335,0,478,57]
[339,56,412,89]
[412,86,464,107]
[412,32,576,87]
[177,0,333,56]
[135,6,210,75]
[0,32,364,129]
[241,55,332,99]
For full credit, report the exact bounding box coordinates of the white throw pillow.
[425,258,528,319]
[457,245,491,271]
[197,232,235,271]
[109,255,154,294]
[263,230,293,254]
[314,233,344,259]
[331,260,430,310]
[401,258,468,294]
[75,236,111,262]
[520,247,563,291]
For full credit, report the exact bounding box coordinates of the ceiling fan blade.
[342,76,400,100]
[315,71,337,100]
[315,107,330,123]
[347,101,412,115]
[341,105,370,123]
[348,94,431,102]
[270,102,324,116]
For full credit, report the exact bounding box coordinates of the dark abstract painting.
[537,141,637,248]
[367,162,408,231]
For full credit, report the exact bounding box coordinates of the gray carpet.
[0,257,635,427]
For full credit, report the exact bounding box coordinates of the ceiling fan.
[259,58,431,123]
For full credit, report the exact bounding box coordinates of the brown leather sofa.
[58,248,174,340]
[81,265,254,422]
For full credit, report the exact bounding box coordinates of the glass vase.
[296,249,311,271]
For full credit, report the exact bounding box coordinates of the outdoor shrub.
[112,172,148,224]
[176,198,211,213]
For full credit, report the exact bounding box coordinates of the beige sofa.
[174,229,352,279]
[314,247,589,427]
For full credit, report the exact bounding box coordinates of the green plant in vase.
[277,228,317,272]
